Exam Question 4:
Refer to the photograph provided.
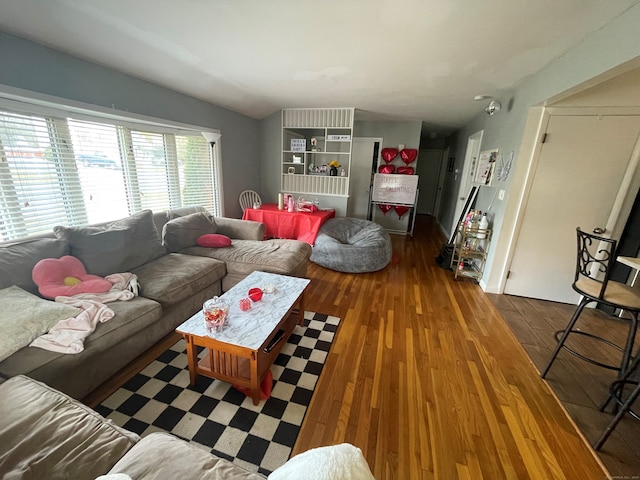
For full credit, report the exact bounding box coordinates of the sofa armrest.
[215,217,265,241]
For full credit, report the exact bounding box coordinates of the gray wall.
[0,31,261,219]
[441,2,640,290]
[259,111,282,205]
[353,120,422,231]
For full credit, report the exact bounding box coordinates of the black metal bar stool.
[594,351,640,450]
[541,228,640,380]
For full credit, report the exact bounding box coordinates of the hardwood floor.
[488,293,640,477]
[86,214,615,479]
[292,215,607,479]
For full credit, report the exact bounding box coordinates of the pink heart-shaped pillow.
[400,148,418,165]
[397,166,414,175]
[378,164,395,174]
[32,255,112,299]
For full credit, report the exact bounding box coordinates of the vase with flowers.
[328,160,341,176]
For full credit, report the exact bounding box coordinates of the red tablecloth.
[242,203,335,245]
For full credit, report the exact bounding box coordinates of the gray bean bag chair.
[311,218,392,273]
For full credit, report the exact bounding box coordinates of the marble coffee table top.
[176,271,310,350]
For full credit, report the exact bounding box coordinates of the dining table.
[242,203,335,245]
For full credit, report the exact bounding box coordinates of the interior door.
[348,138,381,219]
[452,131,483,233]
[416,149,443,215]
[504,115,640,303]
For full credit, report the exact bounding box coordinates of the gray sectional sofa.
[0,375,375,480]
[0,206,311,400]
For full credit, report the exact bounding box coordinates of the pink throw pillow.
[197,234,232,248]
[32,255,113,299]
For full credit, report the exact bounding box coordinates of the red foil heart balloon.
[381,148,398,163]
[397,166,414,175]
[378,204,392,215]
[395,206,410,218]
[378,164,395,174]
[400,148,418,165]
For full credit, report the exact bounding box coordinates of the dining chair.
[541,228,640,380]
[239,190,262,212]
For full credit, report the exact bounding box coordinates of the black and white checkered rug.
[95,312,340,475]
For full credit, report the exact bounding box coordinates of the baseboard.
[479,279,500,293]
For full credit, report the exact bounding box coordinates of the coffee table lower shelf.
[181,308,303,405]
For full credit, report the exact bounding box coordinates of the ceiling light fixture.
[485,100,502,116]
[473,94,491,101]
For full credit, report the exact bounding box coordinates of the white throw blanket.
[30,273,139,354]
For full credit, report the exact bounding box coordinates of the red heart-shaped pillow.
[32,255,112,299]
[400,148,418,165]
[381,148,398,163]
[397,166,414,175]
[197,234,232,248]
[378,164,395,174]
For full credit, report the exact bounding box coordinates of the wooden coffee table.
[176,271,310,405]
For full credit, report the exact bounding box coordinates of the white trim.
[545,106,640,116]
[0,83,219,137]
[484,107,549,294]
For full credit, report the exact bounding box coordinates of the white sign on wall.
[372,173,419,205]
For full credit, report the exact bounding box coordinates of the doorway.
[504,114,640,303]
[349,137,381,219]
[452,130,483,233]
[416,149,444,215]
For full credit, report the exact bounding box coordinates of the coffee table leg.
[184,335,198,386]
[250,352,260,405]
[294,292,305,326]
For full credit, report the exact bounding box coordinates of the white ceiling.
[1,0,638,134]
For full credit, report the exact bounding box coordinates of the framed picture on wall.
[474,149,498,186]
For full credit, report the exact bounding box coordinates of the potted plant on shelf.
[328,160,341,176]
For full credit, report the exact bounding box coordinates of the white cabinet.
[282,108,354,197]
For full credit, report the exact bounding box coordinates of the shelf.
[451,221,492,282]
[282,108,354,197]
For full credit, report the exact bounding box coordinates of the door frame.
[451,130,483,233]
[485,105,640,295]
[433,147,449,221]
[349,137,382,219]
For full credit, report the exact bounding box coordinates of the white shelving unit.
[282,108,354,197]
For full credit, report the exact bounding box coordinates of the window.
[0,109,220,242]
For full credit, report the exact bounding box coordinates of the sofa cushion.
[162,212,217,252]
[0,286,81,362]
[182,239,311,290]
[0,296,161,373]
[0,375,139,480]
[0,238,69,294]
[53,210,166,276]
[132,253,225,308]
[108,432,265,480]
[184,239,310,276]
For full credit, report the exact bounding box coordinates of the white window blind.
[0,108,220,242]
